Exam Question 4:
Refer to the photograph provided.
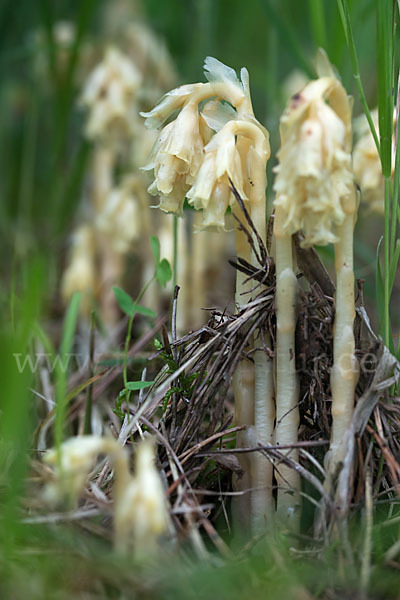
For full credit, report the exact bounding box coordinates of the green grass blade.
[0,257,44,550]
[36,0,57,85]
[54,292,81,452]
[259,0,315,78]
[376,0,394,178]
[389,239,400,296]
[308,0,328,49]
[336,0,380,154]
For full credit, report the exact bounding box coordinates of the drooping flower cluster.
[143,94,206,214]
[44,435,107,504]
[44,435,170,556]
[141,57,270,229]
[273,77,355,246]
[115,437,170,555]
[81,46,141,143]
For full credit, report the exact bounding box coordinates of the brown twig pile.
[30,195,400,562]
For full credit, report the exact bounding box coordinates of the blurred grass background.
[0,0,377,245]
[0,0,380,302]
[0,0,395,597]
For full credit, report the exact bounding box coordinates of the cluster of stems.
[143,55,360,535]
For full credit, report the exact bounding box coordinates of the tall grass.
[338,0,400,356]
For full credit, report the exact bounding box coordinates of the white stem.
[274,207,300,527]
[327,210,358,472]
[249,194,275,534]
[231,219,254,534]
[175,217,189,336]
[251,335,275,532]
[189,213,209,331]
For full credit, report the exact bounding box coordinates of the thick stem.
[327,211,358,472]
[251,333,275,532]
[274,207,300,527]
[190,212,209,331]
[249,182,275,534]
[231,215,254,534]
[175,217,189,336]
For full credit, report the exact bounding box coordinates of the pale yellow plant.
[61,225,96,315]
[142,57,274,535]
[44,436,170,557]
[273,54,358,511]
[81,46,141,144]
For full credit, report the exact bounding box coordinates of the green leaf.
[125,381,154,391]
[59,291,81,357]
[150,235,160,267]
[113,287,155,319]
[113,286,134,317]
[132,304,156,319]
[156,258,172,288]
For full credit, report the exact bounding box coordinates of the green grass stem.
[337,0,380,153]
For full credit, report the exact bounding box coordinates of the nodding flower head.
[81,46,141,143]
[186,124,246,230]
[143,102,206,215]
[140,57,258,219]
[187,117,269,231]
[115,438,170,551]
[273,74,356,246]
[44,436,107,505]
[140,83,203,130]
